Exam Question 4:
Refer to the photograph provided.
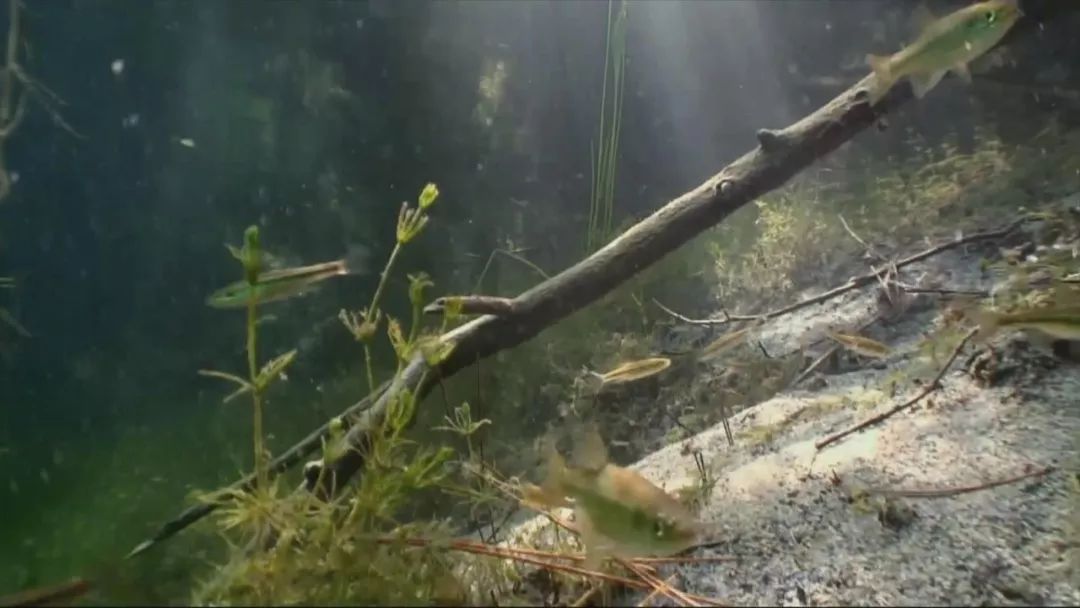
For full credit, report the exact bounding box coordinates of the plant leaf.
[255,348,298,391]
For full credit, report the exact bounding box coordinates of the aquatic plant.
[340,183,440,393]
[0,0,79,203]
[585,0,629,254]
[188,183,514,604]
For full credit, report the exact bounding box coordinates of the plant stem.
[585,0,627,254]
[357,240,405,392]
[368,242,401,318]
[246,293,267,490]
[362,343,375,394]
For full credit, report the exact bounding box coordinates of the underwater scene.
[1,0,1079,605]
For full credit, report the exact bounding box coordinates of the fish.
[972,305,1080,342]
[580,357,672,391]
[521,428,701,569]
[826,330,892,359]
[0,577,93,607]
[700,326,753,360]
[206,249,366,309]
[598,357,672,384]
[865,0,1022,104]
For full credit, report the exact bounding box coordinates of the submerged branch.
[656,217,1030,326]
[124,379,391,559]
[135,23,1038,556]
[311,72,928,497]
[815,327,977,451]
[863,464,1055,499]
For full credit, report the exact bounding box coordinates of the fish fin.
[970,309,1002,343]
[520,436,574,510]
[574,425,609,472]
[952,62,973,84]
[908,69,946,98]
[576,508,610,571]
[865,54,894,104]
[341,243,372,275]
[910,3,937,35]
[541,447,573,507]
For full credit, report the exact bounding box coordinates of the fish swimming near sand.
[865,0,1022,104]
[521,427,702,569]
[579,356,672,392]
[700,326,753,360]
[826,330,892,359]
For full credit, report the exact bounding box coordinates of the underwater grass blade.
[585,0,628,253]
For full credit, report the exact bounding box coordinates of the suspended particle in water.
[111,59,125,76]
[39,468,50,484]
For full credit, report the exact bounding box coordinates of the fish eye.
[653,520,667,538]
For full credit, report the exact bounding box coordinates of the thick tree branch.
[314,73,925,495]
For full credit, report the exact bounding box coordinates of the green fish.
[521,428,702,569]
[973,305,1080,342]
[207,259,352,309]
[866,0,1022,104]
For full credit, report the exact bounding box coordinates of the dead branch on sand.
[655,217,1030,327]
[815,327,977,450]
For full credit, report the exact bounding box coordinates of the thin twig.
[889,280,989,298]
[865,465,1055,499]
[572,584,603,607]
[838,213,887,264]
[815,327,977,450]
[621,559,702,607]
[656,217,1030,326]
[638,575,678,607]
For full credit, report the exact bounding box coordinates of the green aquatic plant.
[199,226,298,493]
[341,183,441,393]
[585,0,628,254]
[188,182,529,605]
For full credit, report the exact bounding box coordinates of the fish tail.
[970,309,1002,343]
[521,447,572,510]
[341,243,372,275]
[865,53,894,104]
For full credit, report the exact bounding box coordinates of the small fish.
[826,330,892,359]
[972,305,1080,342]
[700,326,753,359]
[581,357,672,391]
[176,137,196,148]
[599,357,672,384]
[0,577,92,607]
[207,258,355,309]
[865,0,1022,104]
[521,428,701,569]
